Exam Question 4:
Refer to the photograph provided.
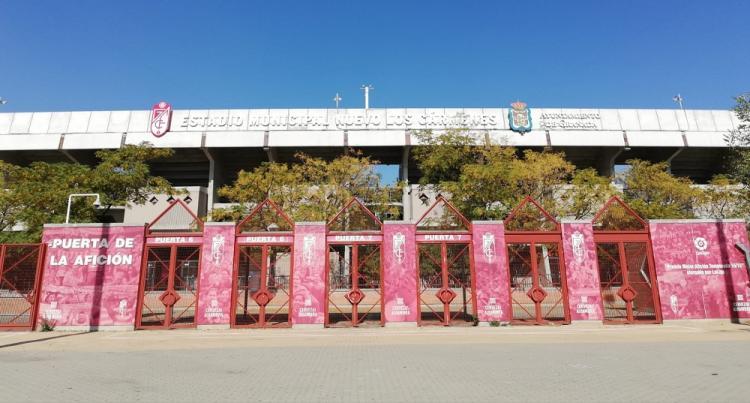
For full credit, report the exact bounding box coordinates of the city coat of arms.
[508,101,532,133]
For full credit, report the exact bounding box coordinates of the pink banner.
[471,222,510,322]
[38,224,145,329]
[291,223,326,325]
[650,221,750,320]
[382,223,418,323]
[196,224,235,326]
[561,222,604,321]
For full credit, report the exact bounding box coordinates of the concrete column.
[596,147,624,177]
[382,222,418,326]
[202,148,223,219]
[400,146,412,221]
[471,221,511,324]
[291,222,327,328]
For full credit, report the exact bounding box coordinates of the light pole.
[361,85,373,109]
[333,93,342,110]
[65,193,101,224]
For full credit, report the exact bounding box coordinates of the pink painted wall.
[471,222,510,322]
[382,223,418,323]
[196,224,235,326]
[650,221,750,320]
[291,223,326,325]
[38,224,145,329]
[561,222,604,321]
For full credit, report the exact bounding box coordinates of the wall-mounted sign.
[150,101,172,137]
[509,101,532,133]
[177,111,500,131]
[538,111,601,130]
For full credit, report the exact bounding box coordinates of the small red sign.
[150,101,172,137]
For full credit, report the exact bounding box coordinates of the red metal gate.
[593,197,661,324]
[232,199,294,328]
[137,200,203,329]
[325,198,383,327]
[504,197,570,324]
[416,197,476,326]
[0,244,45,330]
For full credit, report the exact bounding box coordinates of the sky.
[1,1,749,113]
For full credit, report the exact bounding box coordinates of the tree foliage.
[215,151,402,222]
[725,94,750,184]
[0,143,175,242]
[412,129,616,220]
[620,159,701,219]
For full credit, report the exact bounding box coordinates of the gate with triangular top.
[504,197,571,324]
[136,200,204,329]
[325,198,384,327]
[232,199,294,328]
[593,196,662,323]
[415,197,476,326]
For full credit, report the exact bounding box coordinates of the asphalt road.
[1,322,749,402]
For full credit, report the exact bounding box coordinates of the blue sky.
[1,1,748,113]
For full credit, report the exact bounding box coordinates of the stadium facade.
[0,104,742,222]
[0,104,748,332]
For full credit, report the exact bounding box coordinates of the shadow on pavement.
[0,332,88,349]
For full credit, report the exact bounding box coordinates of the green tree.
[0,143,175,242]
[725,94,750,184]
[215,151,402,222]
[695,175,750,219]
[89,145,176,216]
[620,159,700,219]
[412,129,615,220]
[561,168,618,219]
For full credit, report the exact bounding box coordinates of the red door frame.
[230,199,295,328]
[324,198,384,328]
[136,200,204,330]
[592,196,662,324]
[0,243,47,331]
[503,197,571,325]
[415,238,477,326]
[415,197,478,326]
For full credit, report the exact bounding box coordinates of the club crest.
[482,232,496,263]
[150,101,172,137]
[571,231,585,263]
[509,101,532,133]
[393,232,405,264]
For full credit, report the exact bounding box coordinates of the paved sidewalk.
[1,322,749,402]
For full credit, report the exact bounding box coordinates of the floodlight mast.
[361,85,374,109]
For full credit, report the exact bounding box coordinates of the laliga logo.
[150,101,172,137]
[693,237,709,256]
